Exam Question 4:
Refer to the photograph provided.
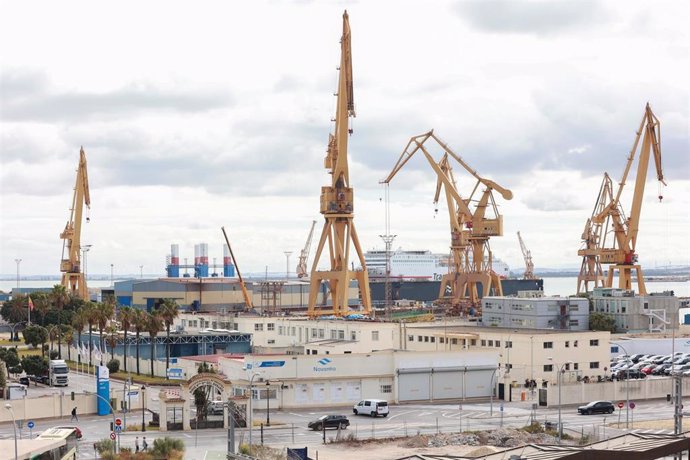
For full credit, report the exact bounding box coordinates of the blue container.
[167,265,180,277]
[684,314,690,325]
[223,264,235,277]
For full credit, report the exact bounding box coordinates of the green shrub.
[107,359,120,374]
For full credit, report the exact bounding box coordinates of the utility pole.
[379,235,396,320]
[110,263,114,285]
[139,265,143,279]
[284,252,292,282]
[14,259,22,292]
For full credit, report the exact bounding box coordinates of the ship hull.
[369,278,544,302]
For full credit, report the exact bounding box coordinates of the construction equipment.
[382,130,512,314]
[576,173,612,293]
[307,11,372,318]
[578,103,665,294]
[59,147,91,299]
[517,231,535,280]
[296,220,317,278]
[221,226,253,310]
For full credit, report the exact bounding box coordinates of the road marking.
[382,410,417,422]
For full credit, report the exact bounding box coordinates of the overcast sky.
[1,0,688,278]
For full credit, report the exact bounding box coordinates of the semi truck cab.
[49,359,69,387]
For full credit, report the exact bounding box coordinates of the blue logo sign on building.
[314,357,336,372]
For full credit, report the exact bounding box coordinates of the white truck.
[49,359,69,387]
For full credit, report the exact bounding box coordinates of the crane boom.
[221,226,253,310]
[296,220,317,278]
[517,231,535,280]
[382,130,512,313]
[60,147,91,299]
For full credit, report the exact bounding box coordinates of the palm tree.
[95,302,114,365]
[132,309,147,375]
[50,284,70,358]
[62,325,74,361]
[72,310,87,365]
[158,299,179,371]
[83,302,97,368]
[146,311,163,377]
[105,325,117,362]
[118,306,134,373]
[33,292,50,326]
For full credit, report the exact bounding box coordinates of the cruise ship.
[364,248,510,281]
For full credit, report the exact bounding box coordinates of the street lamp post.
[611,341,631,428]
[248,372,261,452]
[81,245,92,280]
[110,264,114,286]
[548,357,573,443]
[14,259,22,293]
[141,385,147,432]
[266,380,271,426]
[139,265,144,279]
[5,403,18,460]
[284,252,292,282]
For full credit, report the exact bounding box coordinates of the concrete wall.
[508,376,686,407]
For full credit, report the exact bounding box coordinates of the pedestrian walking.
[142,436,148,451]
[135,436,140,453]
[71,407,78,422]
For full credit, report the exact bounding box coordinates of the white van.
[353,399,389,417]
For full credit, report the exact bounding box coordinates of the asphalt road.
[0,399,681,459]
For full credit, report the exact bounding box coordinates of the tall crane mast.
[60,147,91,299]
[307,11,372,318]
[584,104,665,294]
[296,220,317,278]
[221,226,253,310]
[382,130,512,313]
[517,231,535,280]
[576,173,613,293]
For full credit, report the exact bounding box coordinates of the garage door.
[398,370,430,401]
[464,367,494,398]
[431,369,464,400]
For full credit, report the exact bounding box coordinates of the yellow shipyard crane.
[579,104,665,294]
[382,131,512,313]
[296,220,317,279]
[307,11,372,318]
[517,231,535,280]
[221,226,253,310]
[60,147,91,299]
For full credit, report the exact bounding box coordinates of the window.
[574,340,578,347]
[452,338,459,345]
[488,340,494,347]
[254,323,263,332]
[590,362,599,369]
[565,363,570,370]
[481,340,486,346]
[181,319,186,327]
[505,341,512,348]
[565,341,570,348]
[471,339,476,346]
[590,339,599,346]
[380,384,392,394]
[418,336,423,342]
[543,342,553,349]
[267,339,275,344]
[319,329,325,339]
[372,331,379,341]
[544,364,553,372]
[331,330,338,340]
[408,335,414,342]
[311,328,317,338]
[495,341,501,348]
[350,331,356,340]
[267,323,275,331]
[424,336,429,343]
[291,327,296,336]
[439,337,445,344]
[430,337,435,343]
[338,330,345,340]
[212,321,217,329]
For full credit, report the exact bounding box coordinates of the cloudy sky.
[1,0,688,278]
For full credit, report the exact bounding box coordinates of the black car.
[18,376,30,386]
[307,415,350,431]
[578,401,615,415]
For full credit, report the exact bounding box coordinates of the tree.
[589,312,617,332]
[47,325,59,356]
[0,295,27,324]
[95,302,115,365]
[0,359,6,389]
[105,325,117,362]
[146,311,163,377]
[62,325,74,361]
[118,306,134,373]
[21,355,48,377]
[197,362,215,374]
[158,299,179,371]
[84,302,97,367]
[33,292,50,326]
[193,387,209,423]
[151,437,185,459]
[0,348,20,369]
[72,310,87,365]
[50,284,70,358]
[23,325,49,357]
[132,309,147,375]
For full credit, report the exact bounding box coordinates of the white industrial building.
[592,288,680,332]
[481,292,590,330]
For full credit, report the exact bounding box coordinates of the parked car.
[619,369,646,380]
[308,415,350,431]
[18,376,30,386]
[578,401,615,415]
[353,399,389,417]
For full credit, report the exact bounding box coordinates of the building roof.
[409,325,600,336]
[181,353,244,363]
[395,431,690,460]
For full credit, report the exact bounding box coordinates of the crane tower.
[60,147,91,299]
[296,220,317,278]
[517,231,535,280]
[307,11,372,318]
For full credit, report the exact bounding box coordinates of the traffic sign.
[499,404,504,412]
[27,420,35,429]
[110,432,116,440]
[617,401,624,409]
[629,401,636,409]
[115,418,122,427]
[114,425,123,433]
